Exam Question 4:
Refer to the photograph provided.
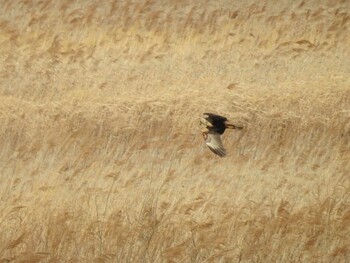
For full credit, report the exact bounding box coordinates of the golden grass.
[0,0,349,262]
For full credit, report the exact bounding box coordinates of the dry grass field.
[0,0,349,262]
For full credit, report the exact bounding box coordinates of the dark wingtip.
[208,147,226,157]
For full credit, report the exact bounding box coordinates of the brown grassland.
[0,0,349,262]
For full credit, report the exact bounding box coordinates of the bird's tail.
[225,121,243,130]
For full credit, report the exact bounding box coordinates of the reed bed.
[0,0,349,262]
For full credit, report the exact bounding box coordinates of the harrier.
[200,113,243,157]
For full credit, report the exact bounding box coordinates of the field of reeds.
[0,0,349,262]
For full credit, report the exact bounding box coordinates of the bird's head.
[202,132,208,140]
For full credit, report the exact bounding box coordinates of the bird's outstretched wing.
[204,132,226,157]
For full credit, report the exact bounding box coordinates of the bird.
[200,113,243,157]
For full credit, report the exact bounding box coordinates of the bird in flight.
[200,113,243,157]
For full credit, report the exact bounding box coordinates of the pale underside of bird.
[200,113,243,157]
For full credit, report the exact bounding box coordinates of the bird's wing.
[204,133,226,157]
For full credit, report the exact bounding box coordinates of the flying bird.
[200,113,243,157]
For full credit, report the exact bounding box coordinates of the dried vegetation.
[0,0,349,262]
